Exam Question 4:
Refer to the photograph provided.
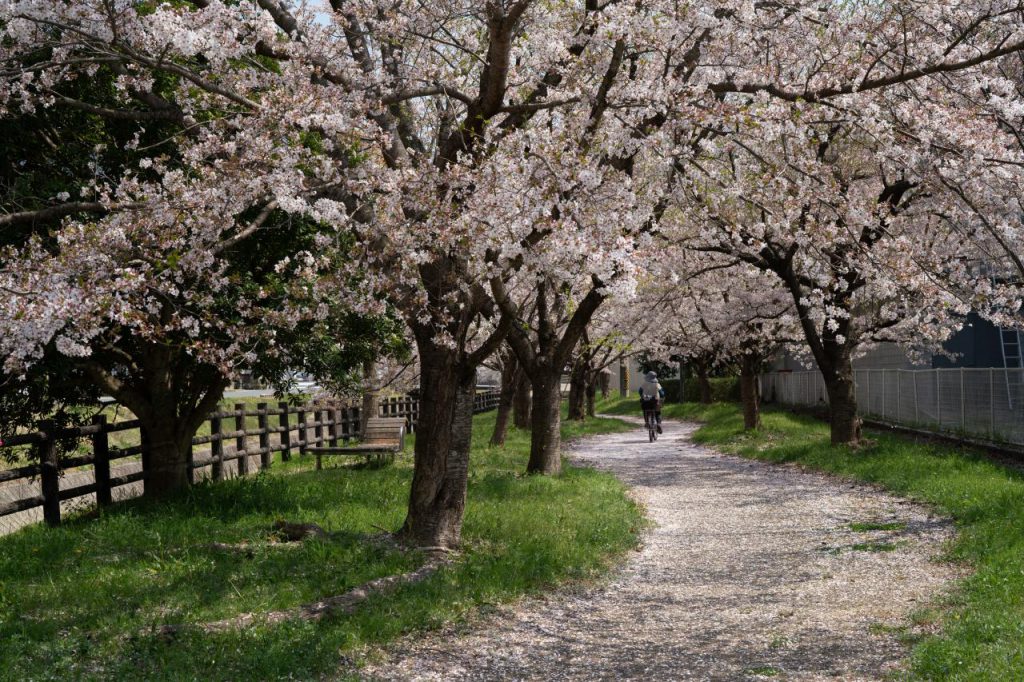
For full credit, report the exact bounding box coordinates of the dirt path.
[364,418,958,681]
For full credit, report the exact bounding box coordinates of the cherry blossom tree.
[0,0,378,493]
[657,260,798,429]
[4,0,1024,542]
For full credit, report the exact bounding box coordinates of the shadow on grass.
[0,407,642,681]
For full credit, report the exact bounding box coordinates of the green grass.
[0,408,641,681]
[599,396,1024,681]
[850,521,907,532]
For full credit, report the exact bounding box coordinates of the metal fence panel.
[764,368,1024,448]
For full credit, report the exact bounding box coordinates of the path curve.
[365,418,957,681]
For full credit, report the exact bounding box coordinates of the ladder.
[1001,327,1023,409]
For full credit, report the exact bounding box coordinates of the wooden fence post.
[38,420,60,527]
[235,403,248,477]
[257,403,271,470]
[279,402,292,461]
[211,415,224,481]
[140,425,151,489]
[329,405,340,447]
[92,415,112,507]
[297,407,307,456]
[314,406,324,448]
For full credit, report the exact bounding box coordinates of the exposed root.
[200,559,447,631]
[413,545,460,559]
[273,520,328,542]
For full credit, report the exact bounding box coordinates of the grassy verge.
[600,396,1024,681]
[0,408,640,681]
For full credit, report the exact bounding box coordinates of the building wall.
[932,313,1009,369]
[767,314,1016,374]
[767,342,928,373]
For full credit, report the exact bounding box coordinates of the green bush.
[680,376,740,402]
[660,378,682,402]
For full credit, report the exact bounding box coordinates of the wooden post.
[235,403,248,477]
[257,403,271,470]
[297,407,307,456]
[211,415,224,481]
[314,406,324,448]
[279,402,292,462]
[92,415,112,507]
[39,420,60,527]
[329,405,340,447]
[140,425,152,487]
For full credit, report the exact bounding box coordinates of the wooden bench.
[309,417,407,469]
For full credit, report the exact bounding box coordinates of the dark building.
[933,313,1022,370]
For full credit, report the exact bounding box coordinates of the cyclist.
[638,370,665,434]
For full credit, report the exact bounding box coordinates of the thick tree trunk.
[823,363,861,446]
[696,365,713,404]
[526,371,562,475]
[739,357,761,430]
[567,360,587,421]
[399,345,475,548]
[140,418,193,497]
[599,371,610,399]
[512,371,532,429]
[585,372,597,417]
[100,347,226,498]
[489,359,518,446]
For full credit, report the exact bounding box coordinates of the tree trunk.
[677,360,688,403]
[739,356,761,430]
[526,371,562,475]
[93,345,227,498]
[489,359,518,446]
[139,418,193,497]
[599,371,610,399]
[823,363,862,446]
[359,359,380,435]
[399,344,475,549]
[512,371,532,429]
[696,364,713,404]
[567,360,587,421]
[585,372,597,418]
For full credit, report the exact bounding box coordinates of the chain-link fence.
[762,368,1024,447]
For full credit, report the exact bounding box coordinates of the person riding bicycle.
[638,370,665,434]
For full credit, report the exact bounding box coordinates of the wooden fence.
[0,390,501,529]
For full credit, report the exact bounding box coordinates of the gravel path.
[363,417,959,681]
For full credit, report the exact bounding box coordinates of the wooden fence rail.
[0,390,501,529]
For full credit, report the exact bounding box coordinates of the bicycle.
[643,406,659,442]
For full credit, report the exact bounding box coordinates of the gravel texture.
[363,418,959,681]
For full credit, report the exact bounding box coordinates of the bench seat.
[309,417,406,468]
